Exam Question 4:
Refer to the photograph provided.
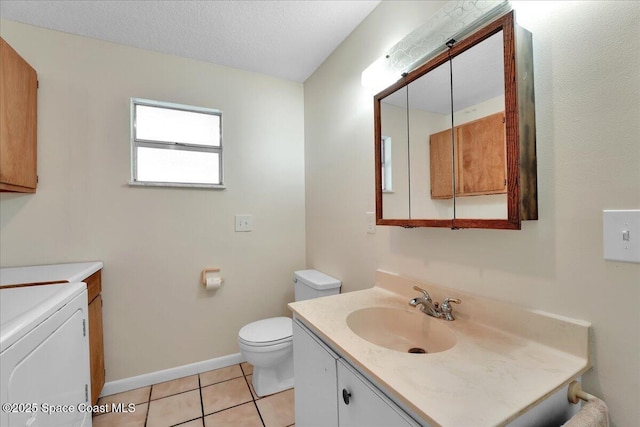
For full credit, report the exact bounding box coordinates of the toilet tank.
[294,270,341,302]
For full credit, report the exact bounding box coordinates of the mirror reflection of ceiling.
[382,31,504,114]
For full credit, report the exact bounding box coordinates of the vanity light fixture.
[361,0,511,92]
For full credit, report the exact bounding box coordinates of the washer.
[1,282,92,427]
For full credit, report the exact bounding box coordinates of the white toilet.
[238,269,341,397]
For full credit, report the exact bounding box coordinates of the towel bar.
[568,381,597,404]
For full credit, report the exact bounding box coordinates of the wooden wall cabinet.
[0,37,37,193]
[430,112,506,199]
[83,270,105,405]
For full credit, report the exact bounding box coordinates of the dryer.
[1,282,92,427]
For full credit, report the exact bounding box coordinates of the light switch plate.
[366,212,376,234]
[235,215,253,232]
[603,210,640,263]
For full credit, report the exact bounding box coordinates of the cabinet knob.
[342,388,352,405]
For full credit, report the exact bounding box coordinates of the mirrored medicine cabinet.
[374,11,538,230]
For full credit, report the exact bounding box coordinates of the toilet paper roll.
[205,277,223,290]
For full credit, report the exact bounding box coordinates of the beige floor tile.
[92,402,148,427]
[200,365,243,387]
[201,377,253,415]
[178,419,204,427]
[97,386,151,406]
[146,389,202,427]
[151,375,199,400]
[241,362,254,376]
[204,402,263,427]
[246,375,260,400]
[256,389,295,427]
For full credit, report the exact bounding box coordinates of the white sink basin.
[346,307,456,354]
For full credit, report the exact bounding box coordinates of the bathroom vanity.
[294,319,421,426]
[289,271,590,426]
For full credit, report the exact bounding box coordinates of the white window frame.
[381,135,393,192]
[129,98,224,189]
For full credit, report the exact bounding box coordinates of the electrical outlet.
[366,212,376,234]
[603,210,640,263]
[235,215,253,232]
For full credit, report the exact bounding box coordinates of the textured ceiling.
[0,0,380,82]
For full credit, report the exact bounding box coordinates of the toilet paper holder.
[201,267,224,287]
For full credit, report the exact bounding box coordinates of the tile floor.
[93,363,295,427]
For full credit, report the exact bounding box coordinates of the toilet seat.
[238,317,292,347]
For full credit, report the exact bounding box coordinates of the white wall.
[304,1,640,426]
[408,105,452,219]
[0,20,306,381]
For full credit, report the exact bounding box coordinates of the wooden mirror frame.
[374,11,537,230]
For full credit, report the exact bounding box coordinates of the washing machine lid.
[238,317,292,344]
[0,282,86,352]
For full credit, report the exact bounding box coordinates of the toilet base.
[251,351,294,397]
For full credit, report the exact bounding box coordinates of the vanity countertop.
[288,270,590,427]
[0,261,103,287]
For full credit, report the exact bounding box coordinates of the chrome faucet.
[409,286,440,318]
[409,286,461,321]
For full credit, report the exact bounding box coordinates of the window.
[130,98,223,188]
[381,136,392,192]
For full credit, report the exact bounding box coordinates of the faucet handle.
[440,297,461,321]
[442,297,461,306]
[413,286,432,301]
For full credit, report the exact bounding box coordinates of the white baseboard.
[100,353,245,397]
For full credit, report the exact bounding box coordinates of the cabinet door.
[0,37,37,193]
[293,320,339,427]
[85,270,104,405]
[88,294,105,405]
[337,360,420,427]
[456,112,506,196]
[429,128,454,199]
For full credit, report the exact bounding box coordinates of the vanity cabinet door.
[337,360,420,427]
[293,320,339,427]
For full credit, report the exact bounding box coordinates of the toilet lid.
[238,317,292,344]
